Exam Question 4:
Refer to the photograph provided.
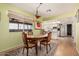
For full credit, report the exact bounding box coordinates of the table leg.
[35,40,40,56]
[35,43,38,56]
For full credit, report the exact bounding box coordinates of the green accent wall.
[0,3,43,52]
[0,4,34,52]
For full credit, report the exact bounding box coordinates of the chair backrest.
[47,32,52,42]
[22,32,27,44]
[28,30,33,35]
[22,32,35,45]
[40,29,47,35]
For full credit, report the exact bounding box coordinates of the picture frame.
[34,21,42,29]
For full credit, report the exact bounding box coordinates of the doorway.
[67,24,72,36]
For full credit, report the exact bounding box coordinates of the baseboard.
[0,44,24,56]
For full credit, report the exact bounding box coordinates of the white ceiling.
[12,3,78,17]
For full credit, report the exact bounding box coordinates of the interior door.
[67,24,72,36]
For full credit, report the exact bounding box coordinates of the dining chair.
[22,32,37,56]
[40,32,52,54]
[27,30,33,35]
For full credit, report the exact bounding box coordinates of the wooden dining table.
[27,34,48,55]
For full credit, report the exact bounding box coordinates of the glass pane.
[19,24,23,29]
[9,23,18,29]
[28,25,32,29]
[24,24,28,29]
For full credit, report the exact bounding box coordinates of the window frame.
[9,18,32,32]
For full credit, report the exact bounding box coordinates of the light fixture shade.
[35,3,43,19]
[35,15,41,19]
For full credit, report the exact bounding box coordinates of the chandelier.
[35,3,43,19]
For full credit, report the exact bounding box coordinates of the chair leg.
[26,48,29,56]
[16,49,20,55]
[49,44,51,50]
[35,46,37,56]
[40,44,42,50]
[35,44,38,56]
[22,47,25,54]
[46,45,48,54]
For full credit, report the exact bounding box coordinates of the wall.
[76,23,79,52]
[0,4,34,52]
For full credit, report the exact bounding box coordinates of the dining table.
[27,34,48,55]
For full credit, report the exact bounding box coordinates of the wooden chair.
[40,32,52,53]
[22,32,37,56]
[27,30,33,35]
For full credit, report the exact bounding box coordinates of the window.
[9,18,32,32]
[9,22,18,32]
[27,25,32,30]
[24,24,32,31]
[9,23,18,30]
[24,24,28,30]
[19,23,24,30]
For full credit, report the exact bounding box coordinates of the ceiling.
[12,3,79,18]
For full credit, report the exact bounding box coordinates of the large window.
[24,24,28,29]
[27,25,32,30]
[19,23,24,30]
[9,18,32,32]
[9,23,18,30]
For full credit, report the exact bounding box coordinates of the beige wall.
[76,23,79,52]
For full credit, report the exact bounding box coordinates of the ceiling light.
[35,3,43,19]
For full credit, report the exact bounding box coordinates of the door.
[67,24,72,36]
